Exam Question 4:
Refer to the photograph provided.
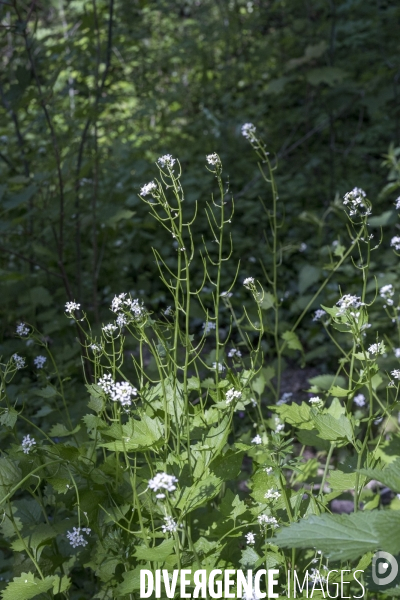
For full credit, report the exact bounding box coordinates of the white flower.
[241,123,256,139]
[258,514,279,529]
[310,568,326,584]
[202,321,216,334]
[16,322,30,336]
[264,488,281,501]
[220,291,233,298]
[102,323,118,335]
[245,532,256,545]
[148,472,178,499]
[212,362,225,372]
[206,153,220,166]
[111,293,128,313]
[116,314,128,328]
[276,423,285,433]
[395,348,400,359]
[264,467,273,474]
[353,393,366,407]
[164,306,173,316]
[34,355,46,369]
[162,516,178,533]
[336,294,365,317]
[380,284,394,306]
[66,527,91,548]
[158,154,176,169]
[98,374,137,407]
[391,369,400,380]
[225,388,242,405]
[91,344,101,352]
[277,392,292,405]
[313,309,326,322]
[299,242,307,252]
[21,434,36,454]
[243,277,255,287]
[65,301,80,314]
[395,196,400,210]
[140,181,157,196]
[228,348,242,358]
[251,434,262,445]
[343,187,371,217]
[12,354,25,370]
[368,341,385,355]
[391,236,400,251]
[309,396,323,407]
[242,591,260,600]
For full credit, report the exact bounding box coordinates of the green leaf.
[298,265,320,294]
[281,330,303,353]
[176,474,223,514]
[49,423,81,437]
[274,402,313,430]
[327,470,358,492]
[134,538,174,561]
[274,512,379,561]
[260,292,274,310]
[274,511,400,561]
[33,386,56,398]
[0,407,18,428]
[312,413,353,442]
[113,569,141,595]
[210,449,244,481]
[359,457,400,493]
[3,184,37,211]
[240,546,260,569]
[1,572,54,600]
[0,458,22,503]
[100,414,163,451]
[252,373,265,395]
[309,374,346,391]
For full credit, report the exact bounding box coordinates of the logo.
[372,551,399,587]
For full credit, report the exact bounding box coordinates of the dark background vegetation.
[1,0,400,389]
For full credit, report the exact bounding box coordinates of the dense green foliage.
[2,1,400,599]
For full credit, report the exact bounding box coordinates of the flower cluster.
[243,277,255,288]
[309,396,323,408]
[16,322,29,336]
[98,373,137,407]
[277,392,292,406]
[353,393,366,407]
[225,388,242,405]
[212,362,225,372]
[310,569,327,584]
[228,348,242,358]
[241,123,256,139]
[206,153,220,166]
[395,348,400,359]
[251,435,262,445]
[91,343,101,353]
[12,354,25,370]
[264,467,273,475]
[380,284,394,306]
[102,323,117,335]
[34,355,47,369]
[342,187,371,217]
[162,516,178,534]
[140,181,157,197]
[158,154,176,169]
[148,472,178,499]
[202,321,216,335]
[368,341,385,356]
[395,197,400,210]
[391,370,400,380]
[65,301,80,315]
[336,294,365,317]
[391,236,400,251]
[110,293,145,322]
[258,514,279,529]
[245,532,256,545]
[264,489,281,501]
[21,434,36,454]
[313,309,326,322]
[66,527,91,548]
